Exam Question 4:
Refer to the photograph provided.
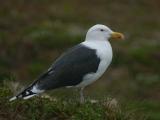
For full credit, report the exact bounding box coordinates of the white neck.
[81,39,112,62]
[82,39,111,51]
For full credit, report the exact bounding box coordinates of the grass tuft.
[0,85,146,120]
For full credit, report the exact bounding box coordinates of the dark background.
[0,0,160,119]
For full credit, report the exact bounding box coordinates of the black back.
[35,44,100,90]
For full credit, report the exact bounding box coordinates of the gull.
[10,24,124,103]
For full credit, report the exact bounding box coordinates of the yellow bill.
[110,32,124,40]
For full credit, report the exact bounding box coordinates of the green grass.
[0,85,146,120]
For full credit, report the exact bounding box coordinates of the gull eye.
[100,29,104,32]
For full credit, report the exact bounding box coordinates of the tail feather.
[9,96,17,101]
[9,87,37,101]
[9,85,44,101]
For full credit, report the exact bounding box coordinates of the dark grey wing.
[35,44,100,90]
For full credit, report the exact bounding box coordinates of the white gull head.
[85,24,124,41]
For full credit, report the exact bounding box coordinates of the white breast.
[76,40,113,88]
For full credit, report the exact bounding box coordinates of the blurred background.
[0,0,160,119]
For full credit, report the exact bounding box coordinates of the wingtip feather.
[23,94,36,100]
[9,96,17,102]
